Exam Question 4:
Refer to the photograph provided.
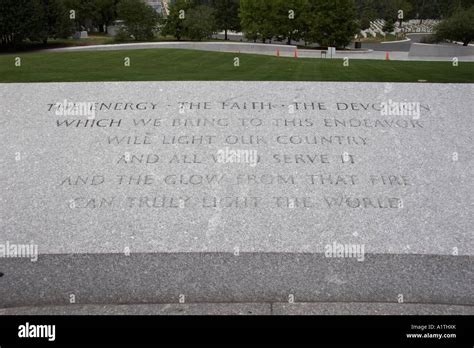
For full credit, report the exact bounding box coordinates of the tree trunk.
[225,29,228,41]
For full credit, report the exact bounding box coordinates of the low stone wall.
[51,41,298,55]
[49,41,372,58]
[409,43,474,57]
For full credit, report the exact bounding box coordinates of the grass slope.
[0,48,472,83]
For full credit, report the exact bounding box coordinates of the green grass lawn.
[0,48,472,83]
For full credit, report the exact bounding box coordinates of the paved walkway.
[45,41,474,62]
[362,33,425,52]
[295,49,474,61]
[213,33,424,52]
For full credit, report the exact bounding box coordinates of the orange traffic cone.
[386,52,390,60]
[294,49,298,59]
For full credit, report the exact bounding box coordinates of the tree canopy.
[117,0,159,41]
[0,0,74,47]
[435,6,474,46]
[240,0,360,48]
[2,0,474,49]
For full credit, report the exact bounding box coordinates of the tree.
[0,0,39,47]
[183,5,217,40]
[162,0,194,40]
[273,0,309,45]
[211,0,240,40]
[240,0,278,43]
[63,0,119,33]
[436,0,474,18]
[95,0,119,33]
[30,0,74,44]
[355,0,378,29]
[63,0,98,31]
[355,0,415,21]
[313,0,360,48]
[239,0,260,42]
[381,0,414,21]
[383,19,395,33]
[240,0,359,47]
[435,7,474,46]
[117,0,159,41]
[298,1,318,45]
